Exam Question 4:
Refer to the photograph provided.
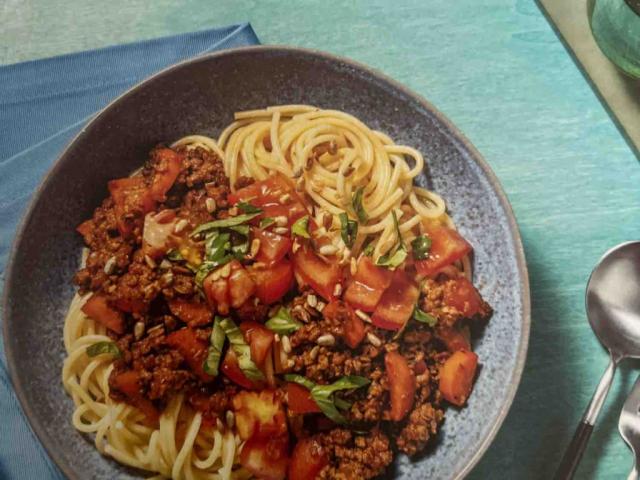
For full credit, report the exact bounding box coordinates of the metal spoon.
[554,241,640,480]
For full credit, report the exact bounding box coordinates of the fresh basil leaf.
[191,212,261,237]
[414,307,438,327]
[229,225,250,236]
[391,210,404,249]
[205,231,231,262]
[291,215,310,238]
[362,242,375,257]
[203,317,226,376]
[376,245,407,268]
[285,375,369,424]
[86,341,121,358]
[411,235,432,260]
[260,217,276,229]
[339,212,358,248]
[284,374,316,391]
[265,307,302,335]
[351,187,368,223]
[237,202,262,214]
[219,317,265,381]
[310,376,370,424]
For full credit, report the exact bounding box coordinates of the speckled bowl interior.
[2,46,529,480]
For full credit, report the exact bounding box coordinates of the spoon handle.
[553,356,618,480]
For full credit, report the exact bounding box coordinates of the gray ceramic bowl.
[2,46,530,480]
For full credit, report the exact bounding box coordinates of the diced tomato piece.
[344,257,394,312]
[439,350,478,406]
[323,301,365,349]
[443,277,484,317]
[168,299,212,328]
[289,437,329,480]
[293,246,343,301]
[149,148,182,201]
[165,328,214,382]
[233,390,288,440]
[203,271,231,315]
[222,349,255,389]
[240,321,275,367]
[371,270,419,331]
[113,297,147,314]
[142,210,177,258]
[228,260,256,309]
[249,260,294,305]
[110,370,159,425]
[81,294,124,334]
[228,175,308,226]
[253,228,292,265]
[385,351,416,421]
[286,383,321,414]
[108,177,155,237]
[436,326,471,352]
[415,227,472,276]
[76,219,93,238]
[240,434,289,480]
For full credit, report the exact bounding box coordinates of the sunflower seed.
[319,244,338,256]
[281,335,292,354]
[275,216,288,227]
[306,294,318,308]
[355,309,371,323]
[219,263,231,278]
[205,198,217,213]
[315,301,326,312]
[144,255,157,269]
[103,256,117,275]
[317,334,336,347]
[134,322,145,340]
[174,219,189,234]
[366,332,382,347]
[274,227,289,235]
[249,238,261,258]
[279,193,291,203]
[309,345,320,360]
[333,283,343,297]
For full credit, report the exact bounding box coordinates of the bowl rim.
[2,44,531,480]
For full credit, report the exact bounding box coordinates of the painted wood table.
[2,0,639,478]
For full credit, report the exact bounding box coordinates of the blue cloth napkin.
[0,24,259,479]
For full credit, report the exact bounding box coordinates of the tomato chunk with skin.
[110,370,159,425]
[344,257,394,312]
[415,227,472,276]
[253,228,292,265]
[203,272,230,315]
[293,246,343,301]
[108,177,155,237]
[286,382,321,414]
[250,260,294,305]
[444,277,484,318]
[439,350,478,406]
[222,349,255,390]
[240,321,275,367]
[149,148,182,201]
[233,390,288,440]
[240,434,289,480]
[81,294,124,334]
[436,326,471,352]
[289,437,329,480]
[228,175,308,226]
[323,301,365,349]
[371,270,419,331]
[168,299,212,328]
[385,351,416,421]
[165,328,214,382]
[228,261,256,309]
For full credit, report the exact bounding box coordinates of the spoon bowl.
[587,241,640,358]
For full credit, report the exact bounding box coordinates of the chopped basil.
[86,341,121,358]
[265,307,302,335]
[219,317,265,381]
[285,374,370,424]
[237,202,262,214]
[167,249,184,262]
[339,212,358,248]
[392,211,404,249]
[414,307,438,327]
[362,242,375,257]
[260,217,276,229]
[411,235,432,260]
[376,211,407,268]
[291,215,310,238]
[376,245,407,268]
[190,212,261,237]
[284,373,316,391]
[203,317,226,376]
[351,187,368,223]
[193,224,250,287]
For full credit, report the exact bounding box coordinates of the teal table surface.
[2,1,639,478]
